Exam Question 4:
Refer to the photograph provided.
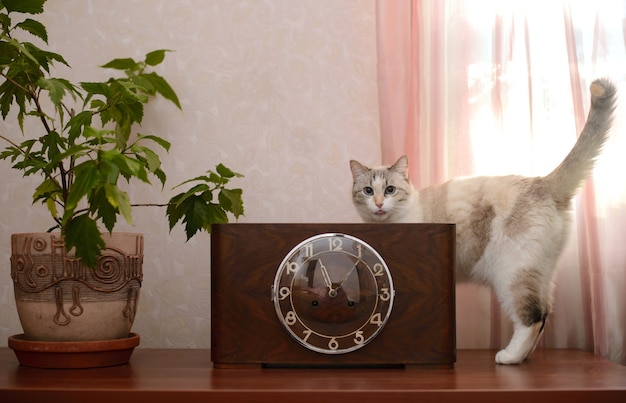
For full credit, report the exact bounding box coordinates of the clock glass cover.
[272,233,394,354]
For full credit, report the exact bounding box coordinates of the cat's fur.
[350,79,616,365]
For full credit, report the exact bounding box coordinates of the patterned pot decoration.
[11,233,143,341]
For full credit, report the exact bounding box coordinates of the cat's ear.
[349,160,370,181]
[390,155,409,178]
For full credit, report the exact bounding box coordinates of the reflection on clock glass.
[289,253,378,337]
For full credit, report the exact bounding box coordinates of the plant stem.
[0,133,23,150]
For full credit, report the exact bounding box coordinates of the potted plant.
[0,0,243,367]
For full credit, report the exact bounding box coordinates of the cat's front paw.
[495,349,525,365]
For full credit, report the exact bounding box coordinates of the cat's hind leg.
[495,317,546,364]
[494,268,552,365]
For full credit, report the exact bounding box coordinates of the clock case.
[211,223,456,368]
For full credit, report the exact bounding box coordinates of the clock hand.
[335,260,359,292]
[319,261,339,298]
[319,261,333,289]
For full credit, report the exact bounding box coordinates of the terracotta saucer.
[8,333,140,369]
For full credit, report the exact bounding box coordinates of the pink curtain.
[376,0,626,364]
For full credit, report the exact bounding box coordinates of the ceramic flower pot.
[10,232,143,342]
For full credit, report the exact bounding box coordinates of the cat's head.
[349,155,414,222]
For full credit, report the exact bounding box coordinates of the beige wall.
[0,0,380,348]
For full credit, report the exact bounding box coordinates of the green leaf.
[0,146,19,161]
[4,137,48,175]
[66,110,93,142]
[45,198,58,219]
[173,183,211,207]
[172,174,210,190]
[139,72,181,109]
[15,18,48,43]
[0,13,10,30]
[103,183,132,224]
[166,192,239,240]
[44,144,89,173]
[40,129,62,164]
[32,177,61,205]
[3,0,46,14]
[218,188,244,218]
[179,195,212,240]
[3,37,39,65]
[166,164,244,236]
[130,75,157,96]
[131,144,162,172]
[209,170,227,184]
[110,152,149,183]
[166,193,185,231]
[83,125,111,140]
[207,203,229,226]
[23,42,70,71]
[101,57,137,70]
[37,77,76,109]
[88,98,106,111]
[64,214,105,269]
[114,116,132,148]
[216,163,243,179]
[153,167,167,188]
[89,187,117,231]
[116,79,150,103]
[0,83,18,121]
[0,41,19,64]
[65,160,101,217]
[144,49,170,66]
[137,133,171,151]
[80,81,109,96]
[98,159,120,184]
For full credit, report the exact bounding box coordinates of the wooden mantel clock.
[210,223,456,368]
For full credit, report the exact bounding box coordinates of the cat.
[349,78,616,365]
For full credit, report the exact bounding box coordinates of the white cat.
[350,79,616,364]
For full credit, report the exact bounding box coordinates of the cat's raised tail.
[545,78,616,205]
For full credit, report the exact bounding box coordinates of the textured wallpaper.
[0,0,381,348]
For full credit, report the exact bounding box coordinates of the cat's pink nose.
[375,202,384,208]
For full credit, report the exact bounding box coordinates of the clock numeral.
[370,312,383,326]
[278,287,291,301]
[286,262,298,275]
[304,243,313,258]
[355,244,362,259]
[328,237,343,251]
[379,288,391,302]
[302,329,313,343]
[328,338,339,351]
[372,263,384,277]
[285,311,297,326]
[353,330,365,345]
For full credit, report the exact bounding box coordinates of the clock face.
[272,233,394,354]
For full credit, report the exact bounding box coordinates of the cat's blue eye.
[385,186,396,195]
[363,187,374,196]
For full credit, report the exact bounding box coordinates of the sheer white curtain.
[376,0,626,364]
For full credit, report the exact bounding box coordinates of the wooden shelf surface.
[1,348,625,402]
